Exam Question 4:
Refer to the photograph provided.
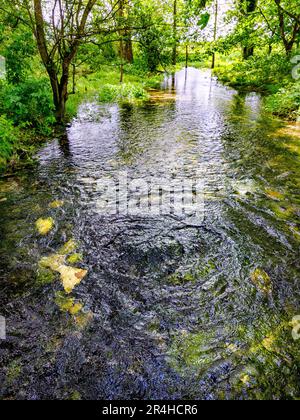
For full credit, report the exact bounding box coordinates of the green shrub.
[98,82,149,103]
[264,83,300,120]
[0,78,55,134]
[214,53,291,92]
[0,115,19,170]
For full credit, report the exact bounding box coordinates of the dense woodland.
[0,0,300,171]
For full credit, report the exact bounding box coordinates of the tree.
[33,0,99,123]
[0,1,123,123]
[274,0,300,55]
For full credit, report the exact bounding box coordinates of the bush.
[214,53,291,92]
[98,82,149,103]
[0,78,55,134]
[264,82,300,120]
[0,115,19,170]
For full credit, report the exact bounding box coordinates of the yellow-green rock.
[59,265,87,294]
[35,217,54,235]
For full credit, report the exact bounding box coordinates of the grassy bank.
[67,66,163,118]
[213,52,300,121]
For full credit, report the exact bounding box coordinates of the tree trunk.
[124,37,134,63]
[243,46,254,59]
[172,0,177,66]
[241,0,257,60]
[48,64,69,124]
[118,0,133,64]
[275,0,299,56]
[212,0,218,69]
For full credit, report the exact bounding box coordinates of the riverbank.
[213,53,300,122]
[0,67,163,174]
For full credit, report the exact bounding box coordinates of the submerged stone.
[59,265,87,294]
[251,268,272,294]
[35,217,54,235]
[40,252,87,294]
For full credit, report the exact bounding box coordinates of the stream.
[0,68,300,400]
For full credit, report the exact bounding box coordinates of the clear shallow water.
[0,68,300,400]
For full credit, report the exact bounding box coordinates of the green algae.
[58,239,78,255]
[36,267,56,285]
[69,390,82,400]
[55,291,83,315]
[35,217,54,235]
[168,260,217,286]
[168,330,218,372]
[54,291,93,330]
[67,253,83,265]
[250,268,272,295]
[6,360,22,384]
[49,200,64,209]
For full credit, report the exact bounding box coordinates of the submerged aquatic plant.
[250,268,272,295]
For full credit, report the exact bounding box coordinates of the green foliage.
[0,115,19,170]
[135,10,172,72]
[98,82,149,103]
[0,79,55,134]
[3,30,35,84]
[214,53,292,92]
[264,82,300,120]
[214,51,300,120]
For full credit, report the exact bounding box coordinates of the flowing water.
[0,68,300,400]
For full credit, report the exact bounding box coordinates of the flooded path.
[0,69,300,399]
